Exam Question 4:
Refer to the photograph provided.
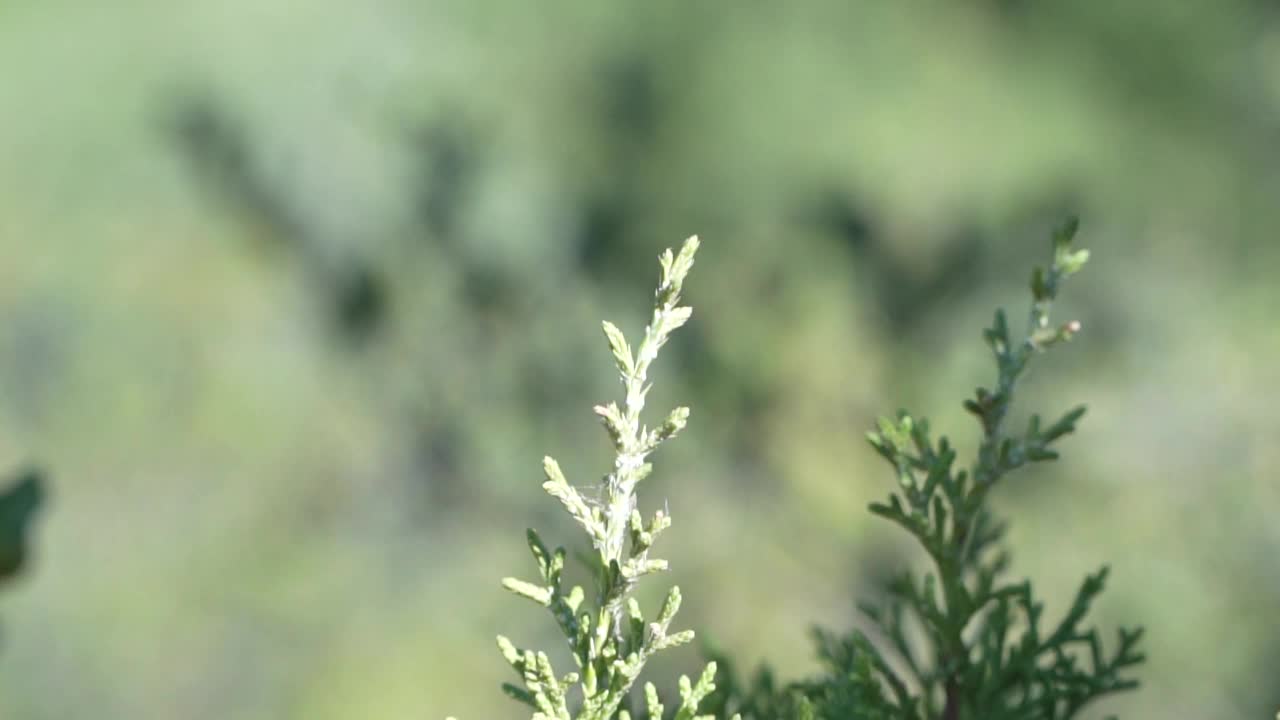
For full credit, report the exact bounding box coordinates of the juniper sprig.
[704,219,1144,720]
[451,236,734,720]
[847,219,1144,720]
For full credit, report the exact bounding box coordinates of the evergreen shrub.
[454,223,1145,720]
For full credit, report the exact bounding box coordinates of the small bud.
[602,321,635,376]
[652,629,695,651]
[502,577,552,606]
[1030,266,1051,301]
[542,456,567,486]
[593,403,627,448]
[653,406,690,444]
[657,586,683,626]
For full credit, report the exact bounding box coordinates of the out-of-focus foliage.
[0,1,1278,719]
[0,469,43,584]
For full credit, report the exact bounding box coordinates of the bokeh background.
[2,1,1279,718]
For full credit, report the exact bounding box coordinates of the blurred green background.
[2,1,1278,718]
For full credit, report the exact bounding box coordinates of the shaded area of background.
[1,1,1278,718]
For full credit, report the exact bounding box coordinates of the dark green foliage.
[706,220,1143,720]
[0,468,43,584]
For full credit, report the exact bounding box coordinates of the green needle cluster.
[451,237,733,720]
[459,221,1145,720]
[704,220,1144,720]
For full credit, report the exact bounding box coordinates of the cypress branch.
[451,236,738,720]
[704,219,1145,720]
